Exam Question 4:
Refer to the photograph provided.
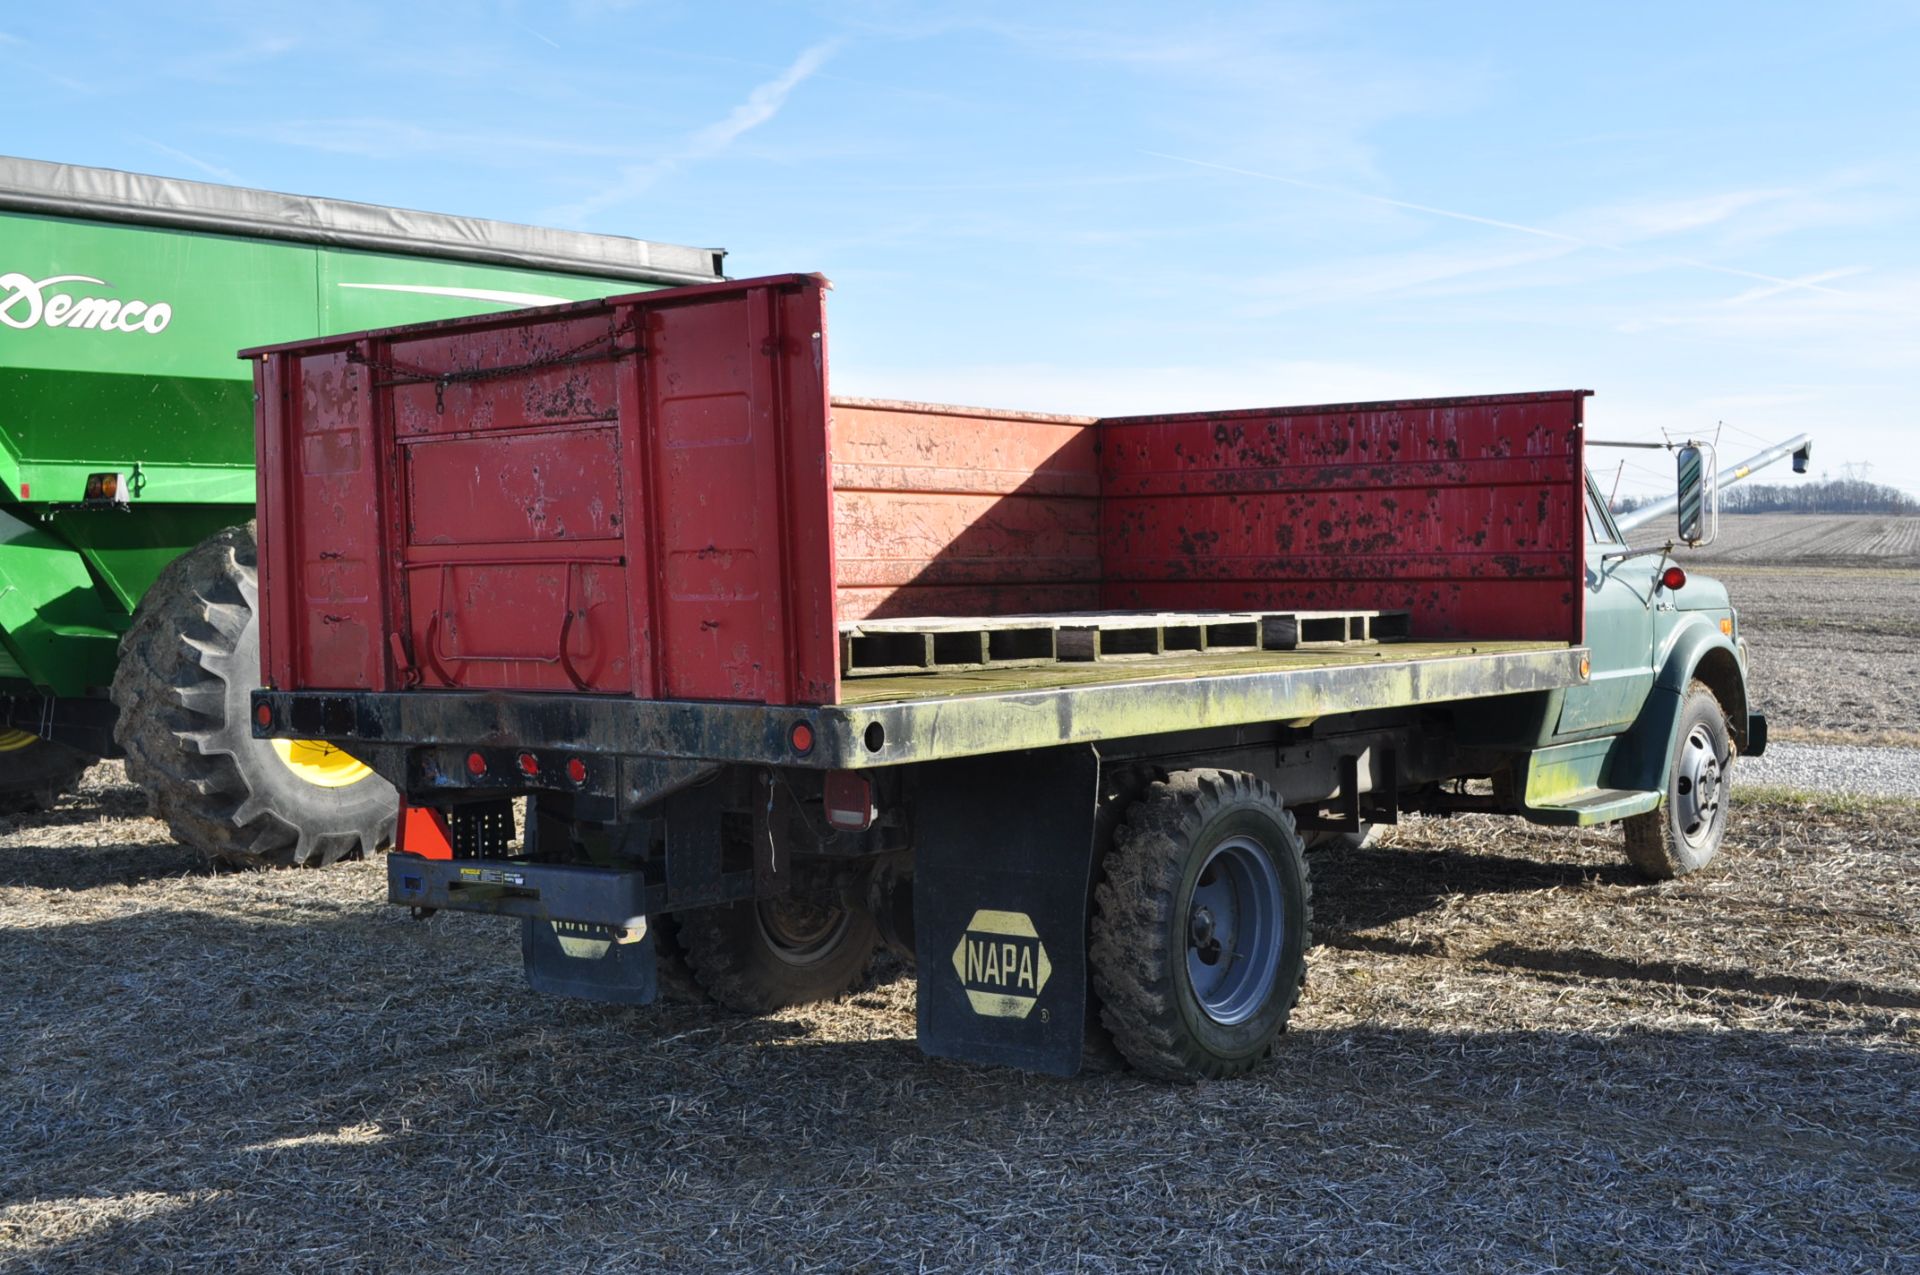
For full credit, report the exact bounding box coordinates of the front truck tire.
[0,731,93,813]
[110,524,396,868]
[1091,769,1312,1082]
[1622,680,1734,881]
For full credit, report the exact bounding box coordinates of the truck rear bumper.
[390,853,659,927]
[253,644,1587,771]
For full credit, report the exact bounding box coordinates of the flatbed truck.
[246,274,1765,1080]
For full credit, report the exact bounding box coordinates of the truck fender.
[1608,618,1748,794]
[0,509,123,696]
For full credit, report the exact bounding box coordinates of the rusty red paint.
[253,276,1589,713]
[1097,392,1589,643]
[252,274,840,705]
[830,398,1101,622]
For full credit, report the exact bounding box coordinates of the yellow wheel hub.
[0,728,37,752]
[270,738,374,787]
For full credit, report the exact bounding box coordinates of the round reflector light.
[1660,566,1688,591]
[254,702,273,729]
[466,751,487,776]
[790,721,815,754]
[518,752,540,776]
[566,757,588,784]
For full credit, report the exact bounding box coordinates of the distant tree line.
[1612,479,1920,516]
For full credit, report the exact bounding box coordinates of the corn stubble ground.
[4,516,1918,1273]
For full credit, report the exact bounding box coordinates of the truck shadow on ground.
[1472,940,1920,1012]
[1305,836,1641,933]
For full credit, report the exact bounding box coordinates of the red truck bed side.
[252,275,839,705]
[250,274,1587,710]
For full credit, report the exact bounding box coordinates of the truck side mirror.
[1792,441,1812,474]
[1676,445,1707,545]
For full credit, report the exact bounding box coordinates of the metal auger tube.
[1613,434,1813,534]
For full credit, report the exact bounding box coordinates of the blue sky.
[7,1,1918,498]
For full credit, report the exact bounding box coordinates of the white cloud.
[1152,153,1856,302]
[165,36,298,81]
[832,357,1461,419]
[130,135,242,184]
[220,118,657,162]
[542,39,840,225]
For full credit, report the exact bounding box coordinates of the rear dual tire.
[679,895,878,1013]
[1091,769,1311,1081]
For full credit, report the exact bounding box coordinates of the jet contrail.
[1143,150,1850,297]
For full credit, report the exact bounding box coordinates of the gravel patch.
[1742,741,1920,800]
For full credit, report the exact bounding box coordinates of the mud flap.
[521,918,659,1005]
[909,746,1100,1077]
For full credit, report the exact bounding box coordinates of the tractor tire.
[678,894,878,1013]
[1623,680,1734,880]
[1091,769,1312,1081]
[110,523,396,868]
[0,732,92,814]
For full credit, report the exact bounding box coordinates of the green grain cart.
[0,156,722,864]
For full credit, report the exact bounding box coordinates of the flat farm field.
[4,512,1917,1273]
[3,766,1917,1273]
[1641,514,1920,744]
[1648,512,1920,567]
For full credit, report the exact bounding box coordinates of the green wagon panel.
[0,156,722,696]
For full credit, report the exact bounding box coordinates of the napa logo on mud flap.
[548,917,648,960]
[0,272,174,334]
[950,909,1052,1019]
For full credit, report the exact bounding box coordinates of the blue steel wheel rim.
[1184,834,1285,1026]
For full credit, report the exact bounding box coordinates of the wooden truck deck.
[837,638,1572,705]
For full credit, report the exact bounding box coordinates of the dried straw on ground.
[3,762,1915,1273]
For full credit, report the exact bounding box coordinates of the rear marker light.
[790,721,815,755]
[466,752,487,776]
[83,471,128,506]
[1660,566,1687,591]
[824,770,874,831]
[566,758,588,784]
[518,752,540,777]
[254,702,273,729]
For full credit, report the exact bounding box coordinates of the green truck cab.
[0,156,721,862]
[1516,470,1762,877]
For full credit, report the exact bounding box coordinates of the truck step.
[1524,787,1663,827]
[838,608,1410,677]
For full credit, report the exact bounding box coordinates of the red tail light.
[518,752,540,777]
[565,757,588,784]
[824,770,874,830]
[466,752,487,776]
